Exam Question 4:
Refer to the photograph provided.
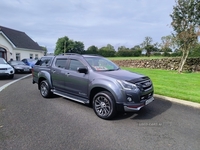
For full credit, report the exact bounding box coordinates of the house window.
[35,54,38,60]
[0,47,6,60]
[16,53,20,61]
[30,54,33,59]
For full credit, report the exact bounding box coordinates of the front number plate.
[145,97,154,105]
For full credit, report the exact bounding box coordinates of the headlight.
[14,66,22,69]
[117,80,137,90]
[8,67,13,70]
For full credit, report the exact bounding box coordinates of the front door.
[64,59,89,99]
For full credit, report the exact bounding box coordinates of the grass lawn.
[122,67,200,104]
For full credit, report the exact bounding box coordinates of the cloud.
[0,0,176,52]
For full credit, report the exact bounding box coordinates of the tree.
[131,45,141,51]
[145,45,155,57]
[68,41,85,54]
[160,35,174,52]
[189,42,200,57]
[118,46,128,51]
[106,44,115,51]
[86,45,98,54]
[54,36,70,55]
[116,46,130,57]
[54,36,85,55]
[170,0,200,73]
[140,36,155,57]
[141,36,153,48]
[41,46,47,56]
[98,44,116,57]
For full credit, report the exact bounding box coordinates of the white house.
[0,25,45,61]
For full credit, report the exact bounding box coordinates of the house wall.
[0,34,13,61]
[0,34,44,61]
[13,48,44,60]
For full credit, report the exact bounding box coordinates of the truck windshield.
[84,56,120,71]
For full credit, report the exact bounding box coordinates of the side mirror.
[77,67,88,74]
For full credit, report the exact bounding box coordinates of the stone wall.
[112,57,200,72]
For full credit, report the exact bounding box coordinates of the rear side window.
[55,59,67,68]
[35,57,52,66]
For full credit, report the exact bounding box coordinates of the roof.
[0,25,43,51]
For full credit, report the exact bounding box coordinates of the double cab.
[32,53,154,119]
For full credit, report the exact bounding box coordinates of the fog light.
[127,97,132,102]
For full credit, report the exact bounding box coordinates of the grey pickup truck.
[32,53,154,119]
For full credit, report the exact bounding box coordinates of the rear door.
[51,58,68,91]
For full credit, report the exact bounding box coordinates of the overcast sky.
[0,0,176,52]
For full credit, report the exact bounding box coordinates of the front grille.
[135,79,152,91]
[140,92,153,100]
[0,68,7,70]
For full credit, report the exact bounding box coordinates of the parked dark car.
[8,60,32,73]
[22,58,37,68]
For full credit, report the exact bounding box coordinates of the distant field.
[108,56,167,60]
[121,67,200,103]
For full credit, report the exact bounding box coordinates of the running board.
[52,90,89,104]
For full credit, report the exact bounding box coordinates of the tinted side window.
[35,57,52,66]
[22,59,27,63]
[69,59,84,71]
[55,59,67,68]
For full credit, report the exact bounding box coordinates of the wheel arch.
[89,86,119,106]
[88,78,124,105]
[38,71,52,90]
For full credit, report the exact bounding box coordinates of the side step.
[51,89,90,104]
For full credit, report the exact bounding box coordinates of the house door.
[0,47,7,60]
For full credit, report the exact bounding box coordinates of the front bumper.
[124,97,154,112]
[0,71,14,76]
[15,68,31,73]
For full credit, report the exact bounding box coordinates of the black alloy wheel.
[93,91,116,120]
[40,80,52,98]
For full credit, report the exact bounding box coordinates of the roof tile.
[0,25,43,51]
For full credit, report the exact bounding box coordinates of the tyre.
[93,91,116,120]
[40,80,52,98]
[9,74,14,79]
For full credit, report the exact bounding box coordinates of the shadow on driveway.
[115,97,172,120]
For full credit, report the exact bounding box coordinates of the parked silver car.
[0,58,15,78]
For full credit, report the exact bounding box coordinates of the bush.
[162,52,171,57]
[171,52,182,57]
[132,50,142,57]
[152,52,162,56]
